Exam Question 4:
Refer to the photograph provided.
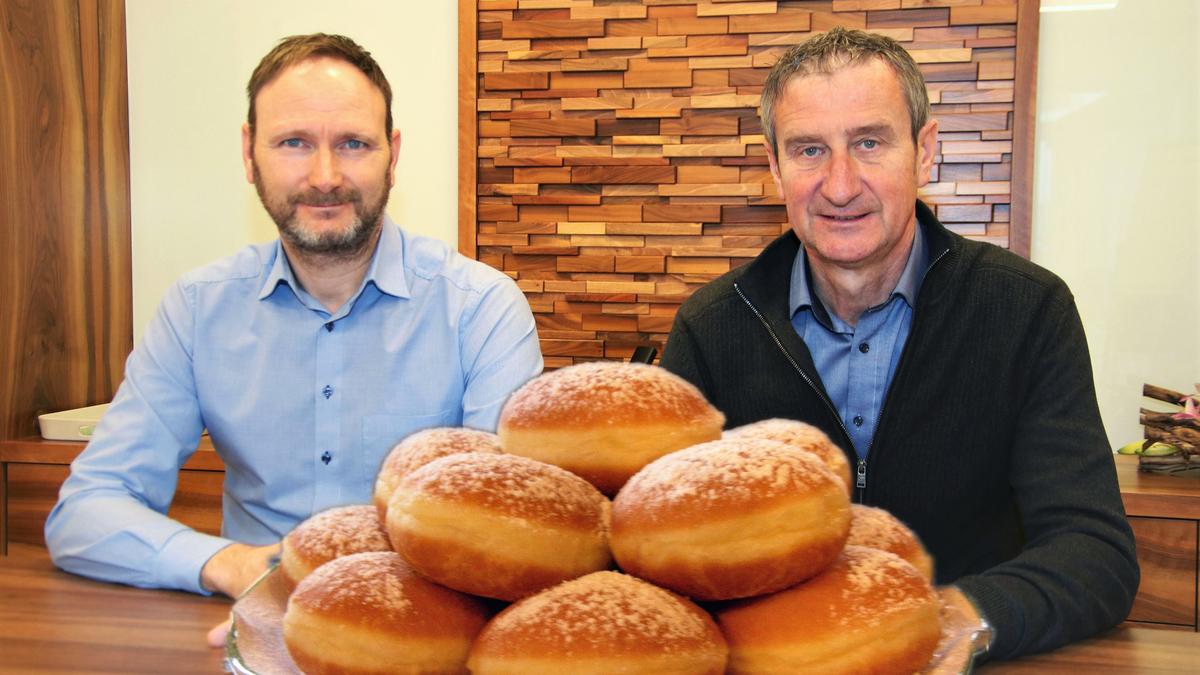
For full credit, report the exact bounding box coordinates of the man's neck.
[808,235,914,328]
[281,228,382,313]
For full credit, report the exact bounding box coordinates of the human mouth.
[818,213,869,223]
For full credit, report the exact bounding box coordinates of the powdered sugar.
[622,438,839,509]
[499,361,723,428]
[379,427,503,479]
[847,504,916,554]
[291,552,413,619]
[830,546,934,629]
[491,571,717,653]
[285,504,391,564]
[401,453,609,530]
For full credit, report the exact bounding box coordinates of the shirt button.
[859,342,870,353]
[852,415,864,427]
[322,385,334,399]
[325,322,334,332]
[321,451,332,465]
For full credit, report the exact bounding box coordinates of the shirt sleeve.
[457,276,543,431]
[44,279,234,594]
[954,292,1139,659]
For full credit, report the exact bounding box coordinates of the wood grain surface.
[462,0,1037,368]
[1125,516,1198,628]
[0,543,229,674]
[0,0,132,440]
[3,542,1199,674]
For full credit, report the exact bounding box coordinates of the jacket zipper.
[855,244,952,492]
[733,282,858,494]
[733,245,952,502]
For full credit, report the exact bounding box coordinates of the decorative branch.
[1143,384,1187,405]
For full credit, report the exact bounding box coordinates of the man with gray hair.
[662,28,1137,661]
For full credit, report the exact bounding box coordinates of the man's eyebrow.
[848,123,898,139]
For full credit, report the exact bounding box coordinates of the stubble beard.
[252,160,391,261]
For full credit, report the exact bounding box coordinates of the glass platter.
[225,566,979,674]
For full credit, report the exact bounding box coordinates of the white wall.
[126,2,1199,448]
[1033,0,1199,447]
[125,1,459,338]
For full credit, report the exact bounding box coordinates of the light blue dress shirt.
[45,219,543,593]
[789,224,928,459]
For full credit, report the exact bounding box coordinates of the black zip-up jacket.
[661,202,1139,660]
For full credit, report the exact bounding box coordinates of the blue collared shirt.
[789,224,929,459]
[45,219,543,593]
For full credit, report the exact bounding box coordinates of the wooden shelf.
[1114,454,1200,520]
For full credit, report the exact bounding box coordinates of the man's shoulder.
[955,236,1071,298]
[675,263,751,323]
[177,241,275,289]
[401,230,514,297]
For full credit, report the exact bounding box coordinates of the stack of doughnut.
[270,363,943,675]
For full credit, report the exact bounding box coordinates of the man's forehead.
[773,60,907,131]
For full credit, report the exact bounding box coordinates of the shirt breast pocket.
[361,410,457,483]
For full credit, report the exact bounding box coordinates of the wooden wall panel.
[0,0,132,440]
[462,0,1037,368]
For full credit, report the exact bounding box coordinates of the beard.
[252,160,391,259]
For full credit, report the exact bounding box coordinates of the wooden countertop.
[1114,453,1200,519]
[0,435,223,471]
[1,544,1197,673]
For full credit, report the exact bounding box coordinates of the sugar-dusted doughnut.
[282,551,490,675]
[278,504,392,591]
[467,571,727,675]
[714,546,942,675]
[847,504,935,582]
[611,437,850,600]
[372,427,503,519]
[497,361,724,496]
[386,452,611,601]
[725,418,852,493]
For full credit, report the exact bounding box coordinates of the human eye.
[792,145,823,160]
[858,138,880,150]
[279,138,306,149]
[341,138,368,151]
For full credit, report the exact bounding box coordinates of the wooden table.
[0,543,229,674]
[1,543,1198,673]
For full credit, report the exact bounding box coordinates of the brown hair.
[246,33,392,139]
[760,27,930,152]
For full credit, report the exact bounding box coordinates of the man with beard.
[45,34,543,599]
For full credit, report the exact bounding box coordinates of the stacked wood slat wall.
[0,0,132,441]
[463,0,1037,368]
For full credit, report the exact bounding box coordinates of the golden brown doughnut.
[714,546,942,675]
[497,361,724,496]
[282,551,490,675]
[724,418,852,493]
[372,427,503,519]
[278,504,392,591]
[610,437,850,600]
[847,503,935,582]
[467,571,728,675]
[386,452,612,601]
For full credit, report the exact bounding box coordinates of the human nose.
[819,150,862,206]
[308,145,342,192]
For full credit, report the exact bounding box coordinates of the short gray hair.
[760,27,931,152]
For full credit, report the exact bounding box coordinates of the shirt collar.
[257,216,410,302]
[789,217,930,320]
